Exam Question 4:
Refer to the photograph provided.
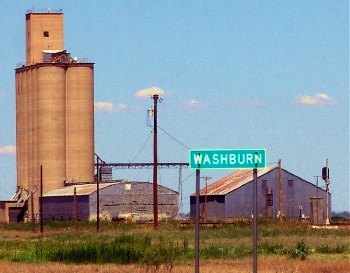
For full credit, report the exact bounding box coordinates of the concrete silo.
[14,10,94,219]
[36,65,67,193]
[65,65,95,184]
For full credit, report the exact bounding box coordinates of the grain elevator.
[14,9,94,219]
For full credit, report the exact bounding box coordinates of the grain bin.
[65,65,94,184]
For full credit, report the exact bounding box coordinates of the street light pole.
[325,159,330,225]
[152,94,159,230]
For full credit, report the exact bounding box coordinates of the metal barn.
[42,181,179,221]
[190,167,330,223]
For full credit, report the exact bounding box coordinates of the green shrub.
[315,244,348,254]
[0,219,349,268]
[200,245,230,259]
[259,243,287,255]
[289,239,308,260]
[232,244,251,259]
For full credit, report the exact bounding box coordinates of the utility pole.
[313,176,321,194]
[74,187,78,232]
[314,175,321,224]
[278,159,283,220]
[152,94,161,230]
[96,157,100,232]
[31,188,35,233]
[40,165,43,235]
[201,176,211,220]
[178,166,183,216]
[94,153,106,231]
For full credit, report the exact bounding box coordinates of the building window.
[43,31,49,37]
[288,180,293,187]
[266,187,273,206]
[262,180,267,189]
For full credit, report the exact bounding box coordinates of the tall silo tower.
[15,9,94,218]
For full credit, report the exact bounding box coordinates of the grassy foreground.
[0,219,349,272]
[0,255,349,273]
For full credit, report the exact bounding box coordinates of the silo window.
[43,31,49,37]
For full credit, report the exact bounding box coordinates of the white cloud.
[182,99,207,109]
[135,86,165,98]
[94,102,131,113]
[0,92,9,98]
[296,93,338,106]
[94,102,114,112]
[0,145,16,155]
[116,103,127,112]
[226,99,265,106]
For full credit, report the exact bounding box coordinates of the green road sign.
[189,149,266,169]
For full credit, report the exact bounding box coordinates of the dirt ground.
[0,254,349,273]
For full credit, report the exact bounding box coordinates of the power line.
[129,123,191,164]
[157,125,191,150]
[267,161,278,166]
[129,129,153,163]
[182,172,196,182]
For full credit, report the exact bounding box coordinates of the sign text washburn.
[189,149,266,169]
[193,152,262,166]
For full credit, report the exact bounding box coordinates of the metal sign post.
[253,167,258,273]
[190,149,266,273]
[195,168,200,273]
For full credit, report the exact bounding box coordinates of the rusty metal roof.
[43,183,119,197]
[193,166,276,196]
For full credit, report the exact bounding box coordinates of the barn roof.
[194,166,276,196]
[43,181,179,197]
[43,183,119,197]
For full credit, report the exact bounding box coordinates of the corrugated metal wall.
[42,182,179,221]
[190,168,330,221]
[42,195,90,221]
[89,182,179,221]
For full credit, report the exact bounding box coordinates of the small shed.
[0,200,22,223]
[42,181,179,221]
[190,167,330,222]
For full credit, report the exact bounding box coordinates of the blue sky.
[0,1,348,213]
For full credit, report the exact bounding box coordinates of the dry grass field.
[0,220,349,272]
[0,255,349,273]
